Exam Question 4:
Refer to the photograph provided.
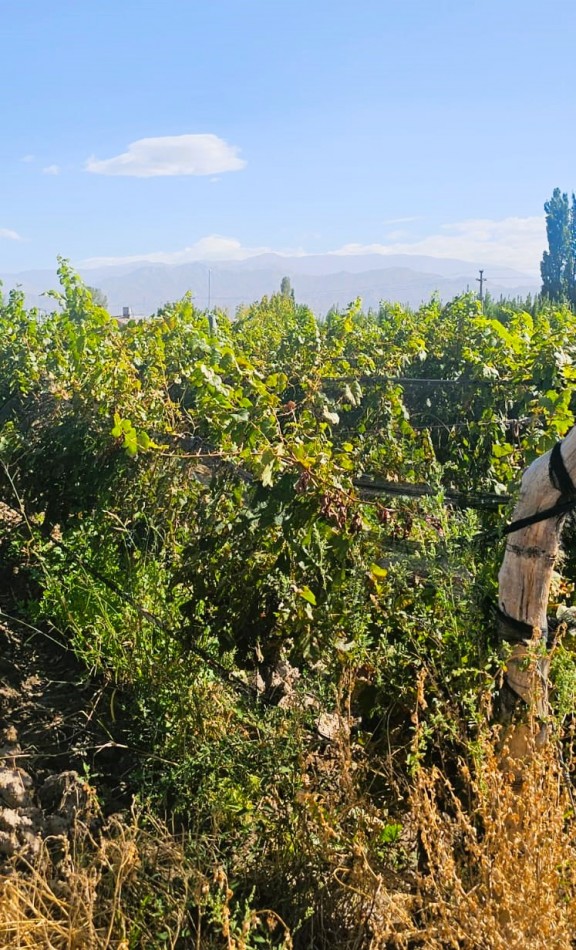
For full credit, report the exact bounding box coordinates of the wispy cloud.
[86,134,246,178]
[332,217,545,274]
[20,155,35,164]
[0,228,22,241]
[42,164,60,175]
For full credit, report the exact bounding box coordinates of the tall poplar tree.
[280,276,295,301]
[569,194,576,305]
[540,188,574,302]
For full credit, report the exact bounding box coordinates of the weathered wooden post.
[496,429,576,765]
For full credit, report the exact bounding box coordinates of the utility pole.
[207,268,217,337]
[476,269,486,306]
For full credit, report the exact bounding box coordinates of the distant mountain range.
[0,253,541,317]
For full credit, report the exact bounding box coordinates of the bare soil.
[0,508,135,866]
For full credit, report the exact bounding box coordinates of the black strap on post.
[501,497,576,538]
[494,604,542,645]
[549,440,576,497]
[493,604,563,648]
[495,440,576,540]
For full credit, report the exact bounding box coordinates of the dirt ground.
[0,504,135,867]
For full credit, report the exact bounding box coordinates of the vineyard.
[2,262,576,947]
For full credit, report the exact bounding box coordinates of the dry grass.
[1,734,576,949]
[333,731,576,949]
[292,718,576,950]
[0,810,196,950]
[409,734,576,949]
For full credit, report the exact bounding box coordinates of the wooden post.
[497,428,576,764]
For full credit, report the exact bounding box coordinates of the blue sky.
[2,0,576,275]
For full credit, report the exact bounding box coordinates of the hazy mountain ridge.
[0,253,540,316]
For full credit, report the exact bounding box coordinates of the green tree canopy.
[541,187,576,304]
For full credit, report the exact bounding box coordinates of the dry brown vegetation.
[410,736,576,948]
[1,726,575,949]
[0,811,195,949]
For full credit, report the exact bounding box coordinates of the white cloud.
[42,164,60,175]
[20,154,35,163]
[78,216,545,275]
[80,235,304,268]
[332,217,545,275]
[0,228,22,241]
[86,134,246,178]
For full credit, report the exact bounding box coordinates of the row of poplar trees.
[541,187,576,305]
